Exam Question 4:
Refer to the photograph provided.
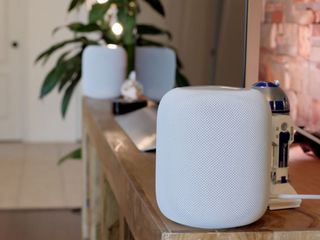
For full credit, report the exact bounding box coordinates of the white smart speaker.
[82,45,126,99]
[156,86,271,229]
[135,47,176,102]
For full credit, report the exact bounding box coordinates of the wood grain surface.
[83,97,320,240]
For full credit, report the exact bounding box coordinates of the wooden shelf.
[82,97,320,240]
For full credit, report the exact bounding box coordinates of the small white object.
[135,47,176,101]
[156,87,271,229]
[296,127,320,145]
[120,71,143,101]
[82,45,126,99]
[271,194,320,200]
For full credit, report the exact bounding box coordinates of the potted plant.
[36,0,189,162]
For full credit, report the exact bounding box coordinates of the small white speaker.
[156,86,271,229]
[135,47,176,102]
[82,45,126,99]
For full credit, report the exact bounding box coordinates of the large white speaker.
[82,45,126,99]
[135,47,176,102]
[156,86,271,229]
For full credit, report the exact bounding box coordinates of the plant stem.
[125,44,135,75]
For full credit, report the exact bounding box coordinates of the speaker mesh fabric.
[156,87,271,229]
[82,46,126,99]
[135,47,176,101]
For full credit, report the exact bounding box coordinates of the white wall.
[23,0,82,142]
[21,0,216,142]
[138,0,216,86]
[214,0,247,87]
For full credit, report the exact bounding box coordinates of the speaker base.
[269,183,302,210]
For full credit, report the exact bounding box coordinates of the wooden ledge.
[83,97,320,240]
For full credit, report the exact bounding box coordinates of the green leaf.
[40,65,67,98]
[68,22,101,33]
[117,7,136,45]
[176,69,190,87]
[58,148,82,165]
[35,37,85,64]
[52,26,63,35]
[57,70,80,95]
[142,0,165,16]
[89,3,111,23]
[137,24,171,39]
[40,53,70,98]
[61,75,80,118]
[59,70,81,93]
[68,0,86,12]
[57,51,72,64]
[52,23,101,35]
[39,52,81,99]
[176,54,183,69]
[57,51,82,92]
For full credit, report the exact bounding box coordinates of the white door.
[0,0,23,140]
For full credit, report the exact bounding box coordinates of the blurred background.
[0,0,319,239]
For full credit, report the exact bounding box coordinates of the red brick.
[277,24,299,56]
[314,11,320,23]
[272,11,284,23]
[259,61,275,82]
[309,99,320,132]
[296,93,313,127]
[311,36,320,47]
[265,2,284,12]
[309,46,320,61]
[296,10,315,24]
[312,24,320,36]
[270,62,287,86]
[260,24,277,50]
[259,55,289,85]
[262,0,320,132]
[285,90,299,122]
[305,62,320,99]
[285,57,308,93]
[299,25,312,58]
[293,0,310,3]
[265,2,284,23]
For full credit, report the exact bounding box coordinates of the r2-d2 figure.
[253,81,301,210]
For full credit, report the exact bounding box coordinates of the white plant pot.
[82,45,127,99]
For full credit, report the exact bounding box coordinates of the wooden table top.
[83,97,320,240]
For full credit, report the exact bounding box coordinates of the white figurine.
[121,71,144,101]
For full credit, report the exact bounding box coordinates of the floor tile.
[60,161,83,208]
[0,143,25,164]
[0,165,23,208]
[0,143,82,209]
[24,144,59,167]
[19,165,66,208]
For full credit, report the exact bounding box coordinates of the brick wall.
[260,0,320,133]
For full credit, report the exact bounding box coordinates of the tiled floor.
[0,210,81,240]
[0,143,82,209]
